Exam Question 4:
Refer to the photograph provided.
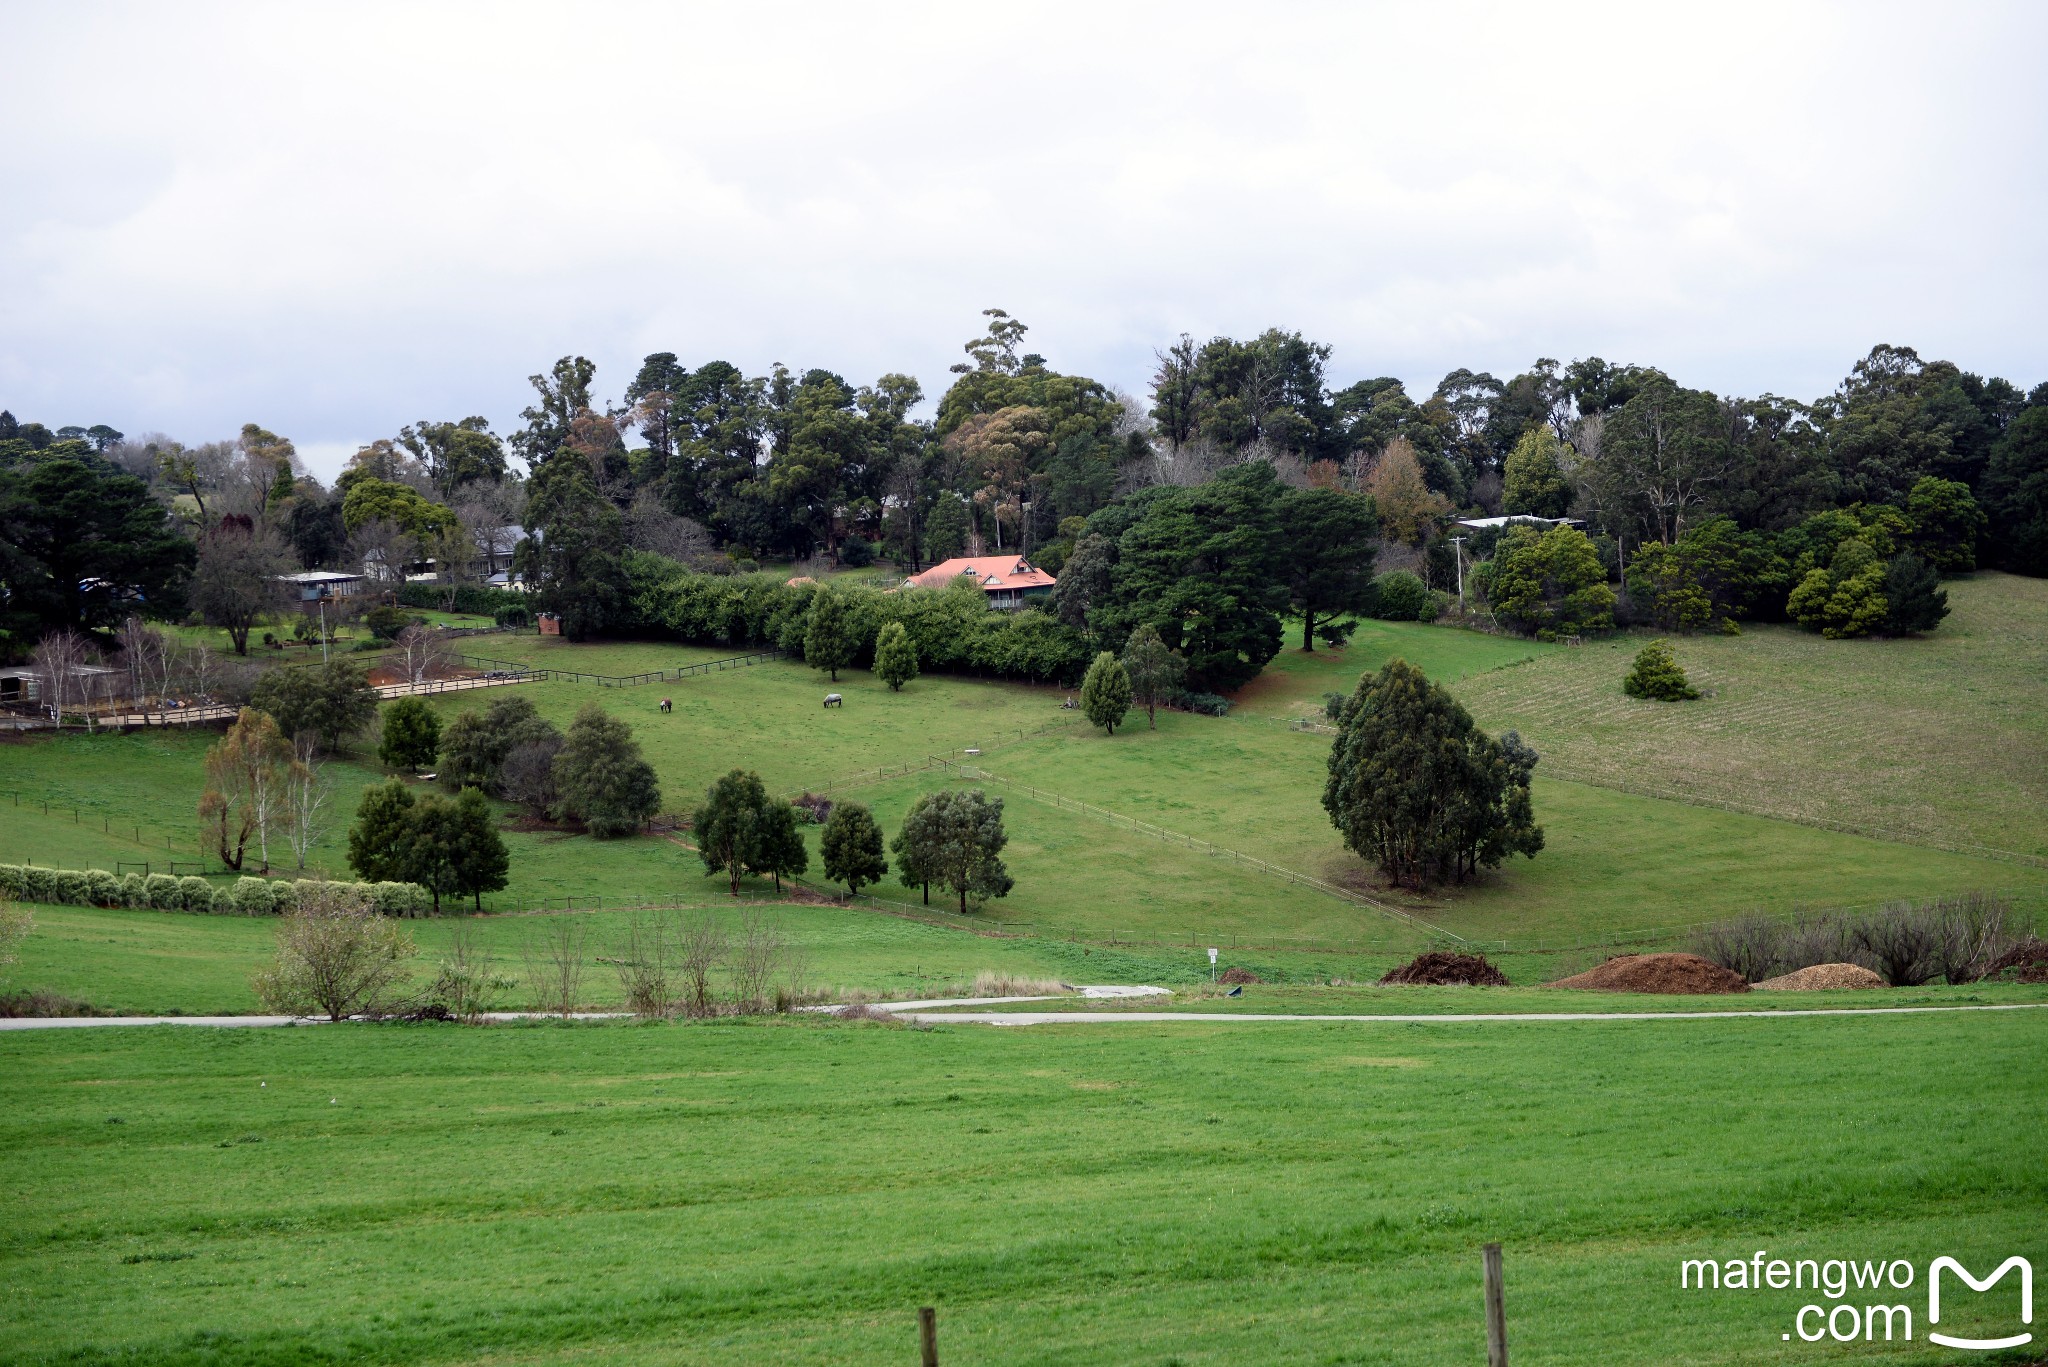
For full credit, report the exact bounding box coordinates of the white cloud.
[2,0,2043,479]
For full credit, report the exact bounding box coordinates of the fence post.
[919,1307,938,1367]
[1483,1242,1507,1367]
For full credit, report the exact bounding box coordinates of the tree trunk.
[1302,610,1316,651]
[922,882,929,905]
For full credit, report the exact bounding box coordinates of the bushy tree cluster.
[347,780,509,913]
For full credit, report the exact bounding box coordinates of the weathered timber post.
[919,1306,938,1367]
[1483,1241,1507,1367]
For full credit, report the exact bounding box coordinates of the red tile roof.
[905,556,1057,592]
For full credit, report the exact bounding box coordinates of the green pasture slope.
[2,571,2043,1010]
[3,1010,2042,1366]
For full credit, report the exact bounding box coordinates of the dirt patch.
[1979,939,2048,984]
[1218,967,1262,985]
[1753,963,1887,991]
[1549,953,1749,994]
[1378,951,1510,987]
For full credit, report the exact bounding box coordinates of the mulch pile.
[1979,939,2048,984]
[1549,953,1749,995]
[1218,967,1262,985]
[1378,952,1510,987]
[1754,963,1887,991]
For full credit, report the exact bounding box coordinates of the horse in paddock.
[822,693,843,708]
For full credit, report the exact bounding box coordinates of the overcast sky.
[3,1,2044,479]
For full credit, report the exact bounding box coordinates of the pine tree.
[378,697,441,771]
[821,801,887,896]
[551,704,661,838]
[1322,659,1543,889]
[1622,639,1699,701]
[1080,651,1132,735]
[347,779,417,884]
[873,620,919,691]
[803,585,857,681]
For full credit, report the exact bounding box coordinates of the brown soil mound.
[1218,967,1262,985]
[1550,953,1749,995]
[1980,939,2048,984]
[1379,951,1510,987]
[1753,963,1887,991]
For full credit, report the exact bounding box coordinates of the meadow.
[4,572,2044,1013]
[2,1010,2041,1366]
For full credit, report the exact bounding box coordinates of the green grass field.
[3,1011,2041,1366]
[1451,572,2048,859]
[6,576,2046,1004]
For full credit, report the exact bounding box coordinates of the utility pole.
[319,598,330,663]
[1450,536,1469,614]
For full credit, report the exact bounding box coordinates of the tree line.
[5,318,2042,669]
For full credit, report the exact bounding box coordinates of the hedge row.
[622,552,1090,683]
[0,866,433,917]
[395,581,527,618]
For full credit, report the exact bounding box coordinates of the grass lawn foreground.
[1,1011,2041,1366]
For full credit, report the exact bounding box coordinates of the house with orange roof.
[904,555,1056,609]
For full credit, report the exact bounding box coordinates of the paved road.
[7,995,2042,1032]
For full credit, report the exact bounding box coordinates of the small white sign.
[1207,947,1218,964]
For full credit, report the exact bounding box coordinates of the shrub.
[119,873,148,907]
[838,534,874,568]
[1181,691,1232,717]
[1370,570,1429,621]
[179,876,218,912]
[232,877,278,916]
[1623,639,1699,701]
[252,884,418,1021]
[370,882,431,918]
[85,870,122,907]
[53,871,89,905]
[493,602,531,629]
[22,867,56,902]
[144,874,183,910]
[1851,902,1942,986]
[0,866,24,901]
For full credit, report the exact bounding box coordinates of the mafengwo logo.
[1679,1251,2032,1348]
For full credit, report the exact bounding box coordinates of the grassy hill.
[3,573,2043,1012]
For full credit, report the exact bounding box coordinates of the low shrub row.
[1691,892,2021,986]
[0,865,432,917]
[395,582,527,618]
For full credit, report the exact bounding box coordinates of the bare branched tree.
[677,910,729,1018]
[282,735,332,872]
[524,918,588,1017]
[728,907,787,1014]
[393,623,456,686]
[31,630,91,722]
[612,912,677,1017]
[116,617,174,711]
[626,489,714,565]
